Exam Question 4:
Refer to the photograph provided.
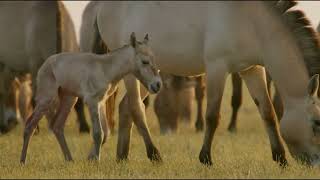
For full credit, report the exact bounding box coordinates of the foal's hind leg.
[51,94,78,161]
[20,98,53,164]
[227,73,243,133]
[239,66,287,166]
[74,98,90,133]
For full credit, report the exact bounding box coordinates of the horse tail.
[56,1,63,53]
[93,16,117,134]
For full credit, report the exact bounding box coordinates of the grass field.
[1,75,319,179]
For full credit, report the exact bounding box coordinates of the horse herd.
[2,1,320,167]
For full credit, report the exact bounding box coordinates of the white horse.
[81,1,320,166]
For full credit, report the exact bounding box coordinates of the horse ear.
[130,32,136,48]
[143,34,149,44]
[308,74,319,97]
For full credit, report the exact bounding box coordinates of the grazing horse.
[83,1,320,166]
[154,73,194,134]
[0,2,90,134]
[20,33,162,163]
[228,21,320,132]
[154,73,203,134]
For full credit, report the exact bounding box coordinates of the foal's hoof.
[88,155,100,161]
[147,147,162,163]
[199,149,213,166]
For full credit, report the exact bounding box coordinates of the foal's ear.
[308,74,319,97]
[130,32,136,48]
[143,34,149,44]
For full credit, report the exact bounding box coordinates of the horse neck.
[254,3,310,108]
[101,45,135,83]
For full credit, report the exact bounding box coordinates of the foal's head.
[130,32,162,94]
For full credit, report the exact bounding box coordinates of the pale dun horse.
[20,33,162,163]
[0,2,91,134]
[85,1,320,166]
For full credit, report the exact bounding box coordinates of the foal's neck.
[100,45,135,83]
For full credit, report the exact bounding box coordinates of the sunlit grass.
[0,76,319,178]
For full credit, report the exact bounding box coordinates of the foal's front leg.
[87,100,104,160]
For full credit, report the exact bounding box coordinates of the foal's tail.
[93,17,118,132]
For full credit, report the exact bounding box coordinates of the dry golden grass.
[0,75,319,179]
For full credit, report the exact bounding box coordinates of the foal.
[20,33,162,163]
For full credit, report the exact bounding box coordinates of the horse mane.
[264,0,320,76]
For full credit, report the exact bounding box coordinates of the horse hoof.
[227,126,237,133]
[79,125,90,134]
[195,121,204,132]
[20,159,26,165]
[147,147,162,162]
[199,149,213,166]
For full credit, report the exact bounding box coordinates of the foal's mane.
[264,0,320,76]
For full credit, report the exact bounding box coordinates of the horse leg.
[273,89,284,120]
[195,75,206,132]
[74,98,90,133]
[239,66,287,166]
[99,102,109,144]
[117,75,161,162]
[179,84,193,124]
[20,98,53,163]
[117,94,133,161]
[51,94,77,161]
[154,84,178,135]
[227,73,243,133]
[0,69,17,133]
[87,100,103,160]
[143,95,150,109]
[105,89,118,135]
[199,62,228,165]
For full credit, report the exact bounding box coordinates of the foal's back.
[44,53,106,94]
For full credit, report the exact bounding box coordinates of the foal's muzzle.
[149,81,162,94]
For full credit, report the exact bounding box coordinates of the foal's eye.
[142,60,150,65]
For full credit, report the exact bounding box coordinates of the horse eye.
[142,60,149,65]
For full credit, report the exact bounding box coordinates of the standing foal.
[20,33,162,163]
